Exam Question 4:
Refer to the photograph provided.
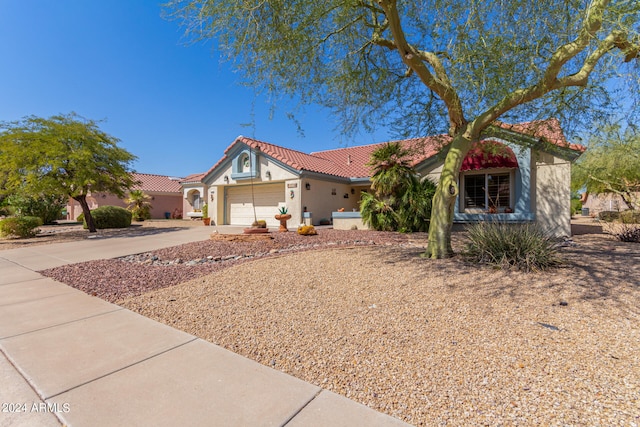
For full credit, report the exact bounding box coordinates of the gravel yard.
[39,225,640,426]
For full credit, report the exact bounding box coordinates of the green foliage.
[278,206,288,215]
[464,221,562,272]
[572,126,640,210]
[598,211,621,222]
[0,216,43,238]
[0,113,137,232]
[167,0,640,258]
[571,199,583,216]
[6,192,66,225]
[360,142,436,232]
[126,190,152,221]
[80,206,132,229]
[201,203,209,218]
[620,210,640,224]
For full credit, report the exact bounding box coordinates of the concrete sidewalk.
[0,227,410,426]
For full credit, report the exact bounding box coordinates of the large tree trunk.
[74,195,97,233]
[427,133,473,258]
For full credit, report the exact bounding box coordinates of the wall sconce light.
[151,196,155,201]
[223,176,229,184]
[305,182,311,190]
[266,170,271,180]
[351,188,355,195]
[331,188,336,195]
[210,194,214,202]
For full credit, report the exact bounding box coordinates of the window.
[192,193,201,210]
[462,172,512,212]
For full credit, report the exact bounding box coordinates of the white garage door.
[226,183,286,227]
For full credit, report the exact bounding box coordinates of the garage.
[225,183,286,227]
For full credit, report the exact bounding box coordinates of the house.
[182,118,585,236]
[66,173,184,221]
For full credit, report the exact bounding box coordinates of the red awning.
[461,141,519,171]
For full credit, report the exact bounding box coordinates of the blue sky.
[0,1,387,177]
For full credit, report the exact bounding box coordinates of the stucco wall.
[67,192,182,221]
[532,152,572,237]
[299,178,362,225]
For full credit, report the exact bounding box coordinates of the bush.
[0,216,43,238]
[598,211,620,222]
[6,193,66,224]
[620,210,640,224]
[613,224,640,242]
[464,221,562,271]
[80,206,132,229]
[570,198,582,216]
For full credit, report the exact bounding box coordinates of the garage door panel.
[226,184,285,227]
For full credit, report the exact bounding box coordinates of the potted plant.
[275,206,291,232]
[202,203,211,226]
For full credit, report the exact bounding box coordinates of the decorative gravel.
[40,229,419,301]
[40,228,640,426]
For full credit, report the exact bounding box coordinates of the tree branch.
[376,0,465,135]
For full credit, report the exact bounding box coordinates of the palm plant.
[361,142,435,232]
[367,142,414,197]
[126,189,152,221]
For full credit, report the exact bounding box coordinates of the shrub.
[598,211,620,222]
[80,206,132,229]
[612,224,640,242]
[620,210,640,224]
[6,192,66,224]
[0,216,43,238]
[464,221,562,271]
[297,225,317,235]
[570,198,582,216]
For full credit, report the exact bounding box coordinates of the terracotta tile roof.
[494,118,586,152]
[203,118,583,181]
[132,173,183,193]
[180,172,206,184]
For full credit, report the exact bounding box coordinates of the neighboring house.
[66,173,184,221]
[182,118,585,236]
[581,192,639,216]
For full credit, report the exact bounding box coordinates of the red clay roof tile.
[201,119,584,180]
[132,173,183,193]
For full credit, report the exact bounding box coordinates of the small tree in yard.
[360,142,436,232]
[127,189,152,221]
[166,0,640,258]
[572,125,640,210]
[0,113,137,232]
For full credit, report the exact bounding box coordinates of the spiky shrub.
[620,210,640,224]
[464,221,562,271]
[613,224,640,242]
[0,216,43,238]
[80,206,132,229]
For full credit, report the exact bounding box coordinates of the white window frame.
[459,169,515,213]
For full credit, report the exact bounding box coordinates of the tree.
[0,113,137,232]
[6,190,67,224]
[127,189,153,221]
[572,125,640,210]
[165,0,640,257]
